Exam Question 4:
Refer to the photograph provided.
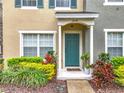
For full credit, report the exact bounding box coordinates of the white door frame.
[63,30,83,69]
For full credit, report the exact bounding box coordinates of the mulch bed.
[0,79,67,93]
[89,81,124,93]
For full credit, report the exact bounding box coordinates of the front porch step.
[57,70,91,80]
[67,80,95,93]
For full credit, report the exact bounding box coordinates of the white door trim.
[63,30,83,69]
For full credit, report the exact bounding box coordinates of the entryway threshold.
[67,80,95,93]
[57,70,91,80]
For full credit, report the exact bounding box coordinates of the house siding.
[86,0,124,60]
[3,0,84,58]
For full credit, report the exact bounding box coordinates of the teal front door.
[65,33,80,67]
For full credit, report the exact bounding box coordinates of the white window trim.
[104,29,124,56]
[104,29,124,32]
[55,0,71,10]
[21,7,38,9]
[104,0,124,6]
[54,7,71,10]
[19,30,57,57]
[21,0,38,9]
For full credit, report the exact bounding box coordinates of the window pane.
[23,34,37,57]
[40,47,53,57]
[108,47,122,57]
[23,0,36,6]
[107,32,122,47]
[24,47,37,56]
[39,34,53,57]
[56,0,69,7]
[23,34,37,47]
[107,32,123,58]
[108,0,123,2]
[39,34,53,47]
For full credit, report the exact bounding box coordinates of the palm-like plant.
[81,52,90,69]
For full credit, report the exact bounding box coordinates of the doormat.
[67,68,81,71]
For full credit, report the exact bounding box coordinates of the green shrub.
[0,64,3,72]
[114,65,124,78]
[81,52,90,68]
[0,59,4,72]
[111,57,124,67]
[115,78,124,86]
[7,57,43,67]
[0,68,48,88]
[98,52,110,62]
[81,52,90,62]
[0,59,4,64]
[19,62,56,80]
[114,65,124,86]
[0,70,16,84]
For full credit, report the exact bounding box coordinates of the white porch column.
[105,31,108,53]
[58,25,62,70]
[90,25,94,65]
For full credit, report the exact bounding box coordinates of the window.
[22,0,37,7]
[108,0,123,2]
[15,0,43,9]
[22,33,55,57]
[105,29,124,58]
[55,0,70,8]
[104,0,124,5]
[107,32,123,57]
[39,34,53,56]
[56,0,70,7]
[23,34,37,56]
[49,0,77,9]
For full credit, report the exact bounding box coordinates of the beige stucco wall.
[3,0,84,58]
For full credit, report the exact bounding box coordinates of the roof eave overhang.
[55,14,99,19]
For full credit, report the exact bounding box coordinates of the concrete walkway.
[67,80,95,93]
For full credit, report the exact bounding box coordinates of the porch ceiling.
[55,11,99,19]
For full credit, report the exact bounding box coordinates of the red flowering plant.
[43,51,57,64]
[91,60,114,88]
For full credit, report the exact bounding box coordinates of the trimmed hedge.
[1,56,56,88]
[111,57,124,86]
[7,57,43,67]
[114,65,124,78]
[114,65,124,86]
[111,57,124,67]
[115,78,124,86]
[19,62,56,80]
